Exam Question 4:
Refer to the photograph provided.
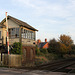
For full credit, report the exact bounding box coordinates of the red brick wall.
[43,42,49,49]
[22,46,35,65]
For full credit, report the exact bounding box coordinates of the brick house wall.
[22,46,35,65]
[42,42,49,49]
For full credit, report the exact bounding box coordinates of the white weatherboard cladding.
[22,38,35,46]
[0,28,2,39]
[4,19,19,28]
[9,38,19,45]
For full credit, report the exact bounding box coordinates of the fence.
[0,53,22,67]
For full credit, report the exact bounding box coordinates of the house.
[0,15,38,64]
[37,39,49,49]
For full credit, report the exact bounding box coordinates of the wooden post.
[27,30,28,39]
[5,12,9,55]
[6,37,7,51]
[2,36,3,45]
[1,52,2,65]
[34,31,36,41]
[1,36,3,65]
[19,26,22,44]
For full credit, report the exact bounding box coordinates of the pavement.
[0,67,75,75]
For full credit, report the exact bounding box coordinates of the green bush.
[45,53,63,60]
[40,48,48,54]
[11,42,22,54]
[36,48,40,54]
[35,48,45,56]
[36,51,45,56]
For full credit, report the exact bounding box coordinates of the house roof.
[1,15,38,31]
[38,42,47,48]
[0,23,6,28]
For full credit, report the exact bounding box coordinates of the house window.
[21,28,24,38]
[26,30,27,38]
[20,28,35,40]
[31,32,35,40]
[0,31,1,39]
[9,28,19,38]
[28,30,30,39]
[24,29,26,38]
[29,31,30,39]
[11,28,15,38]
[15,28,19,38]
[30,31,32,39]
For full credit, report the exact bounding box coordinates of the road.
[0,67,74,75]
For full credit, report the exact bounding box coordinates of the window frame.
[9,28,20,38]
[0,31,1,39]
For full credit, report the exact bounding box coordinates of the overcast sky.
[0,0,75,42]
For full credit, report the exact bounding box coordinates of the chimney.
[45,38,47,42]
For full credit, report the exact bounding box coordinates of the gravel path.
[0,67,74,75]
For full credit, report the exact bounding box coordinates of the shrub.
[11,42,22,54]
[40,48,48,54]
[36,48,40,54]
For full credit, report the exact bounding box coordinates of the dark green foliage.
[35,45,40,54]
[11,42,22,54]
[36,48,40,56]
[36,48,40,54]
[35,45,41,56]
[40,48,48,54]
[35,45,46,56]
[48,35,75,56]
[71,45,75,51]
[48,38,70,57]
[35,48,45,56]
[70,45,75,54]
[48,38,60,54]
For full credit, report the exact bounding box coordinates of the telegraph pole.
[6,12,9,55]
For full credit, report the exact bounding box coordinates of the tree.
[59,34,73,46]
[48,38,68,55]
[11,42,22,54]
[59,42,68,54]
[48,38,60,54]
[71,45,75,50]
[70,45,75,54]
